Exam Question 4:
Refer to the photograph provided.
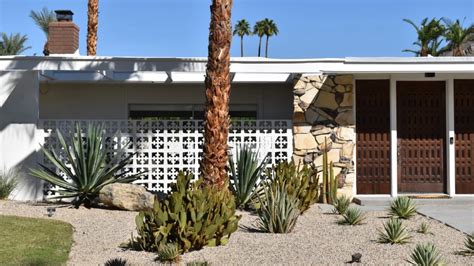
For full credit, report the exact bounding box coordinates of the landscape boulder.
[99,183,154,211]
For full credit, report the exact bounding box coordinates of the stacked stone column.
[292,74,355,198]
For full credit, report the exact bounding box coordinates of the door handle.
[397,144,400,157]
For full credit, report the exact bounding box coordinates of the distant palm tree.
[30,7,56,37]
[29,7,56,55]
[233,19,252,57]
[0,33,31,55]
[442,18,474,56]
[262,18,279,58]
[253,20,266,57]
[87,0,99,55]
[402,18,444,56]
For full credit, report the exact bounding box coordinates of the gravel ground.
[1,200,472,265]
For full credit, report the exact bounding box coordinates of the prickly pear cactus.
[133,172,241,253]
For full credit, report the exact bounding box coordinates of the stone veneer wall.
[292,74,355,198]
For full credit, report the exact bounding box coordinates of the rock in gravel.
[99,183,154,211]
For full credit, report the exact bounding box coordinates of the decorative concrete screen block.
[292,74,355,198]
[38,119,292,196]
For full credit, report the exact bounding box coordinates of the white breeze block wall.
[0,71,43,201]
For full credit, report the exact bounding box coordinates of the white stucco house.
[1,14,474,201]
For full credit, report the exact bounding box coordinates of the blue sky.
[0,0,473,58]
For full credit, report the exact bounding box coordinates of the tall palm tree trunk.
[265,35,269,58]
[200,0,233,188]
[87,0,99,56]
[240,36,244,57]
[258,37,262,57]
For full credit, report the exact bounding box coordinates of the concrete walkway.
[355,196,474,234]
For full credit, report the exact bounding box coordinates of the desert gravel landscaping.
[0,200,472,265]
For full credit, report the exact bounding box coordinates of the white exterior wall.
[39,83,293,120]
[0,71,43,201]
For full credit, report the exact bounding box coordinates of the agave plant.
[332,195,351,215]
[104,257,128,266]
[377,218,412,244]
[157,243,181,262]
[408,243,444,266]
[0,168,20,200]
[256,183,300,233]
[459,233,474,256]
[417,222,432,235]
[31,123,142,208]
[229,144,268,209]
[388,196,418,219]
[338,206,366,225]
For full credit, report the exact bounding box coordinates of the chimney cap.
[54,10,74,21]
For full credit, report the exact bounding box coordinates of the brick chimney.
[47,10,79,55]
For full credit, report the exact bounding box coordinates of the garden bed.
[0,200,470,265]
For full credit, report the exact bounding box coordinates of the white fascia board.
[232,73,291,83]
[113,71,168,83]
[170,72,205,83]
[321,62,474,74]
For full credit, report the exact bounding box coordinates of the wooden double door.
[396,81,446,193]
[356,80,447,194]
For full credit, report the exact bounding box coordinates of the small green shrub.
[130,172,240,253]
[157,243,180,262]
[229,144,268,209]
[265,161,319,213]
[377,218,412,244]
[417,222,432,235]
[338,206,366,225]
[332,195,351,214]
[388,196,418,219]
[31,123,143,207]
[256,182,300,233]
[459,233,474,256]
[104,258,128,266]
[408,243,444,266]
[0,168,20,199]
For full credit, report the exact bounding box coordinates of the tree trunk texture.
[240,36,244,57]
[265,35,269,58]
[200,0,233,188]
[258,37,262,57]
[87,0,99,56]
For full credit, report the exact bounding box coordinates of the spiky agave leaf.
[332,195,351,215]
[31,123,144,207]
[157,243,181,262]
[388,196,418,219]
[459,233,474,256]
[338,206,366,225]
[377,218,412,244]
[407,243,444,265]
[256,183,300,233]
[228,144,268,209]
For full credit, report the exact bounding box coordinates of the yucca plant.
[408,243,444,266]
[332,195,351,214]
[417,222,432,235]
[256,182,300,233]
[459,233,474,256]
[338,206,366,225]
[31,123,143,208]
[388,196,418,219]
[157,243,180,263]
[229,144,268,209]
[0,168,20,200]
[377,218,412,244]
